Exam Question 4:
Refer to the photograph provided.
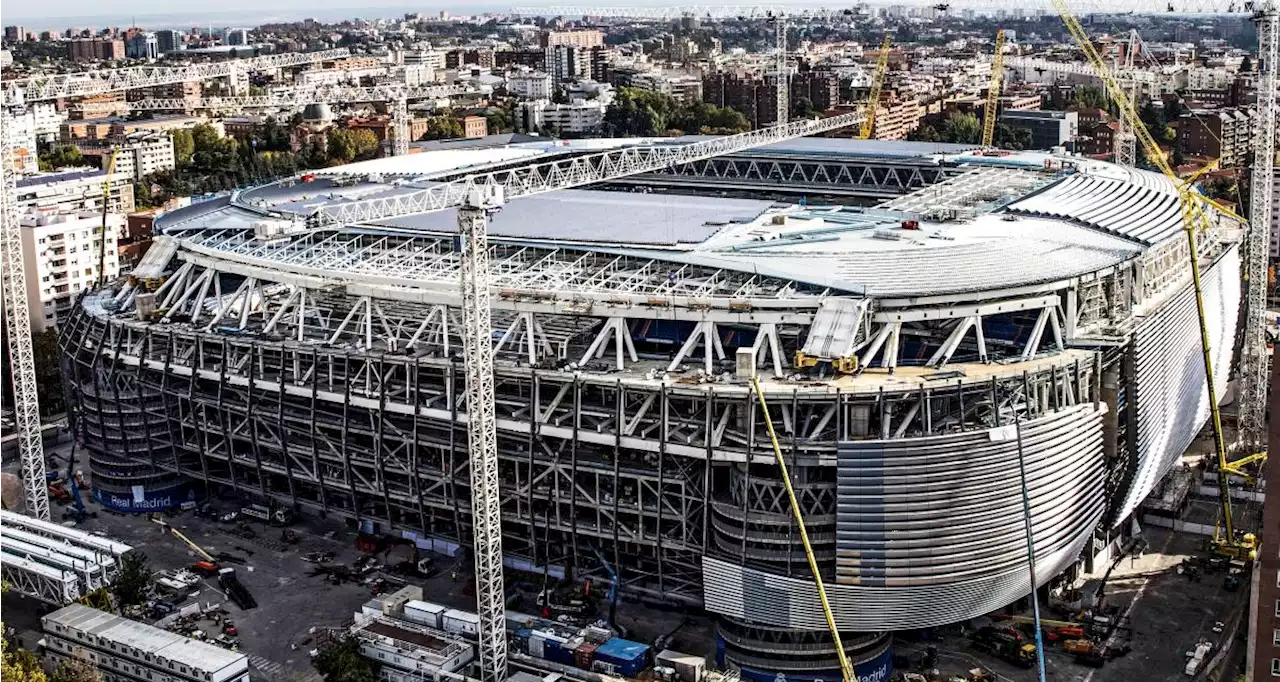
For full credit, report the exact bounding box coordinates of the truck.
[971,626,1037,668]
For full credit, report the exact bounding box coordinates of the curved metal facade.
[704,403,1106,631]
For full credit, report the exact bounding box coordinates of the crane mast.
[0,101,49,521]
[860,34,892,140]
[0,47,356,523]
[982,29,1006,148]
[1113,30,1140,167]
[458,186,508,682]
[1238,8,1277,453]
[772,13,788,125]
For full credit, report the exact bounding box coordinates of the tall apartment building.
[10,111,39,174]
[544,45,610,82]
[519,99,607,134]
[155,29,184,54]
[225,28,250,46]
[541,29,604,48]
[69,37,125,61]
[77,132,177,182]
[508,70,554,100]
[1179,107,1256,167]
[20,210,124,331]
[4,25,26,44]
[445,47,496,69]
[870,95,924,140]
[791,72,840,112]
[16,169,135,216]
[42,604,250,682]
[496,49,546,70]
[702,72,791,128]
[127,32,159,60]
[401,48,447,70]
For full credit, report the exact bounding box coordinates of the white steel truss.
[7,48,350,102]
[125,84,473,112]
[1238,9,1278,451]
[1000,55,1164,87]
[0,553,80,605]
[458,190,507,682]
[0,100,50,521]
[313,111,863,226]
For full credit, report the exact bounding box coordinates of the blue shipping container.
[545,639,576,666]
[594,638,650,677]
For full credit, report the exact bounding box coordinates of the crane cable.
[751,375,856,682]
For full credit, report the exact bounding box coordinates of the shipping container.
[403,600,447,628]
[575,641,599,669]
[529,632,546,659]
[595,638,651,677]
[656,649,706,682]
[442,609,480,636]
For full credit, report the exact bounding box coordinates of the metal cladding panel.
[703,404,1106,631]
[1115,244,1241,522]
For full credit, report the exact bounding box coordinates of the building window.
[1271,658,1280,676]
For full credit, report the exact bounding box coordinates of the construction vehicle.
[58,437,95,523]
[1208,531,1258,561]
[1063,638,1107,667]
[970,626,1037,668]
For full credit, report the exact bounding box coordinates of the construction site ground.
[4,479,719,682]
[894,525,1250,682]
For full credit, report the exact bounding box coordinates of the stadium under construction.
[58,136,1242,681]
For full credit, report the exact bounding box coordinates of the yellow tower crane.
[859,33,892,140]
[1051,0,1260,560]
[982,29,1007,148]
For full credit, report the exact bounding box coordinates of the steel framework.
[311,111,862,226]
[7,48,350,102]
[0,47,348,524]
[124,84,473,112]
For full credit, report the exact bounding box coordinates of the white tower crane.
[0,48,348,520]
[965,0,1276,451]
[316,109,866,682]
[1113,30,1141,168]
[513,6,859,127]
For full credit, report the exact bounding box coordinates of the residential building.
[402,48,447,70]
[519,98,608,135]
[126,32,158,60]
[121,211,158,271]
[870,95,924,140]
[20,210,123,331]
[225,28,250,46]
[5,26,26,44]
[69,37,125,61]
[545,44,586,82]
[1270,167,1280,260]
[77,132,176,182]
[496,49,546,70]
[791,72,840,112]
[446,48,496,69]
[10,112,39,174]
[68,93,129,120]
[629,71,703,103]
[30,102,65,144]
[998,93,1042,111]
[346,115,431,144]
[155,29,183,54]
[541,29,604,49]
[1077,120,1120,158]
[1179,107,1256,167]
[42,604,250,682]
[16,169,134,215]
[460,116,487,138]
[508,70,554,100]
[999,109,1079,150]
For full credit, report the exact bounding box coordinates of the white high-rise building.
[20,210,123,331]
[508,70,553,100]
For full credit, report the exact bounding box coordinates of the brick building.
[1179,107,1257,168]
[541,29,604,48]
[791,72,840,112]
[69,37,125,61]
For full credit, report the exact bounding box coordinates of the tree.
[1240,55,1253,73]
[420,117,463,141]
[941,112,982,144]
[1072,85,1108,110]
[38,145,84,171]
[313,636,375,682]
[112,552,153,608]
[50,658,101,682]
[793,97,818,118]
[171,129,194,167]
[32,328,64,416]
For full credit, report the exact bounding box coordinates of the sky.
[3,0,866,30]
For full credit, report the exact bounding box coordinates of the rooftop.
[43,604,248,675]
